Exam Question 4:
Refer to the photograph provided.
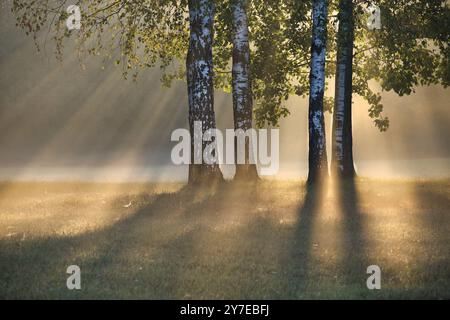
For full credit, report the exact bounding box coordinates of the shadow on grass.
[334,178,369,296]
[0,184,221,299]
[279,178,369,299]
[410,181,450,298]
[277,182,324,298]
[2,179,448,299]
[0,180,282,299]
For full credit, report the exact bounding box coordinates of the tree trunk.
[231,0,259,181]
[331,0,356,179]
[187,0,223,184]
[307,0,329,184]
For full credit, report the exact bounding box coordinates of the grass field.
[0,179,449,299]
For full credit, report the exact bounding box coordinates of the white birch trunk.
[307,0,329,183]
[187,0,223,184]
[232,0,258,180]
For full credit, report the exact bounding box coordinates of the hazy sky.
[0,10,449,180]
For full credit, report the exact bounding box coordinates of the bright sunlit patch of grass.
[0,182,183,238]
[0,179,449,299]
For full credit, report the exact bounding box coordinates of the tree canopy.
[8,0,449,130]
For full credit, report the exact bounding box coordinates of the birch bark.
[187,0,223,184]
[332,0,356,179]
[307,0,329,184]
[231,0,259,180]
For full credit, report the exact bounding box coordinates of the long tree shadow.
[7,178,435,299]
[0,184,223,299]
[334,177,369,297]
[278,182,325,298]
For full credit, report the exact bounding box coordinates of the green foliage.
[213,0,311,127]
[250,0,303,127]
[10,0,189,80]
[8,0,449,130]
[353,0,449,130]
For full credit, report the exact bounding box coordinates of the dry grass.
[0,179,449,299]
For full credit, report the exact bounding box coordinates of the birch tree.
[229,0,259,180]
[331,0,355,178]
[213,0,310,180]
[330,0,449,179]
[186,0,223,184]
[307,0,329,183]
